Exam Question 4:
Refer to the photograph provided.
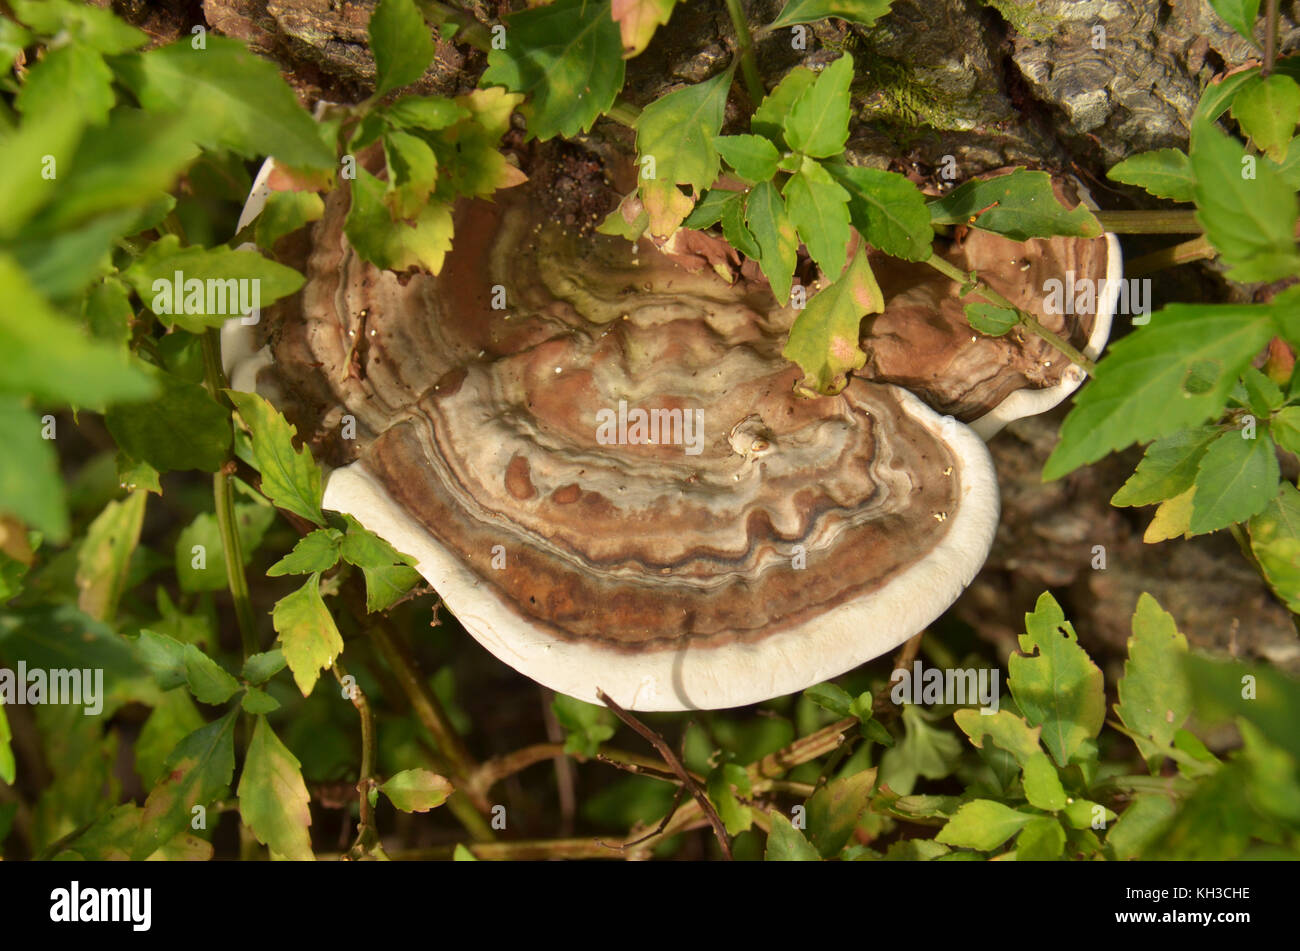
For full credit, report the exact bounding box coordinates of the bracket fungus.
[225,157,1118,711]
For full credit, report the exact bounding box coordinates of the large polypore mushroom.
[224,160,1117,711]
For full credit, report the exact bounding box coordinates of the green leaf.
[782,251,883,396]
[0,701,14,785]
[238,716,313,859]
[1111,426,1221,506]
[11,0,146,53]
[681,188,732,230]
[770,0,894,29]
[134,709,237,859]
[752,67,816,147]
[825,164,932,261]
[634,67,733,235]
[928,169,1102,240]
[1266,135,1300,190]
[381,768,454,812]
[1007,592,1105,768]
[271,573,344,696]
[122,234,304,332]
[175,504,274,593]
[254,190,325,250]
[1015,815,1066,860]
[804,682,854,718]
[706,763,754,835]
[1022,751,1067,811]
[1248,481,1300,612]
[1231,73,1300,162]
[1184,655,1300,763]
[1043,304,1278,480]
[713,134,781,182]
[745,180,799,305]
[75,491,146,622]
[134,629,190,691]
[965,302,1019,336]
[1208,0,1260,44]
[182,644,240,706]
[953,708,1042,766]
[1268,407,1300,454]
[382,128,439,218]
[1115,593,1190,770]
[106,368,231,474]
[1189,429,1280,533]
[369,0,436,95]
[0,255,154,408]
[0,107,84,237]
[936,799,1033,851]
[1243,366,1284,415]
[1190,119,1300,283]
[344,168,455,273]
[16,42,114,126]
[551,693,616,758]
[226,390,325,525]
[720,191,761,259]
[135,688,203,787]
[782,54,853,159]
[805,768,876,856]
[242,649,287,685]
[1107,793,1176,859]
[765,811,822,860]
[879,704,963,795]
[1106,149,1195,202]
[0,399,66,540]
[453,843,478,860]
[267,529,343,577]
[782,157,851,277]
[241,687,280,714]
[339,515,420,612]
[480,0,625,140]
[383,96,470,131]
[114,36,334,170]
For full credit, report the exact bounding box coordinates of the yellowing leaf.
[783,251,883,396]
[271,573,343,696]
[610,0,678,58]
[238,716,313,860]
[1144,485,1196,542]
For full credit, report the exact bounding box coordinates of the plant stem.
[606,99,642,126]
[1124,235,1217,277]
[924,254,1097,375]
[1264,0,1280,76]
[201,330,259,658]
[1094,210,1203,234]
[415,0,494,52]
[722,0,765,104]
[333,662,387,859]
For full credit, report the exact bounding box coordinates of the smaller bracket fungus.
[225,156,1115,711]
[858,173,1119,439]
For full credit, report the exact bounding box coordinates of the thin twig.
[333,662,386,860]
[1124,235,1216,277]
[597,689,734,860]
[1264,0,1279,75]
[723,0,765,105]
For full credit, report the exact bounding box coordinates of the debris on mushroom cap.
[858,172,1118,438]
[227,170,1000,711]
